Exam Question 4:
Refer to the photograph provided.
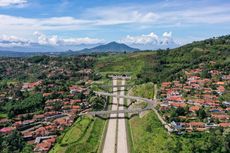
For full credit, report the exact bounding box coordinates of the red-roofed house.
[0,127,14,134]
[219,123,230,128]
[189,106,200,112]
[170,102,186,108]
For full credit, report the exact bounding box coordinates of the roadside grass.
[61,117,92,145]
[65,118,105,153]
[130,82,155,99]
[129,111,177,153]
[126,117,134,153]
[49,116,105,153]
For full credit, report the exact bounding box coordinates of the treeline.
[176,128,230,153]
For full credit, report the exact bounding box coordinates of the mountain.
[80,42,139,53]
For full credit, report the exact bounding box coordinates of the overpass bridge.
[108,75,131,80]
[80,104,154,116]
[85,75,156,153]
[95,91,156,106]
[79,91,157,116]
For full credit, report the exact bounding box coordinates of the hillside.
[95,35,230,84]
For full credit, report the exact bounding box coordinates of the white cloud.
[162,32,173,45]
[122,32,159,44]
[0,2,229,36]
[121,32,175,45]
[0,32,104,47]
[0,34,30,47]
[0,15,91,32]
[121,32,180,50]
[0,0,27,7]
[84,6,159,26]
[84,2,230,26]
[33,31,104,46]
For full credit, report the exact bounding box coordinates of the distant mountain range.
[0,42,139,57]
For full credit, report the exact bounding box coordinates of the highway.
[83,76,157,153]
[102,78,118,153]
[117,79,128,153]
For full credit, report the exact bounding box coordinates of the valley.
[0,35,229,153]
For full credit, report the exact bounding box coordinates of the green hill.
[95,35,230,84]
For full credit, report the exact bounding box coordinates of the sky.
[0,0,229,51]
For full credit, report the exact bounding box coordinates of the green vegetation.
[88,94,107,111]
[5,93,44,118]
[62,117,92,145]
[50,116,105,153]
[0,113,7,119]
[94,52,155,82]
[130,82,155,99]
[0,130,26,153]
[95,35,230,84]
[0,35,230,153]
[65,117,105,153]
[130,111,230,153]
[130,111,176,153]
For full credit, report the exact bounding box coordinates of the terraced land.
[49,116,105,153]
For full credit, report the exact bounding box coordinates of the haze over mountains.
[0,42,139,57]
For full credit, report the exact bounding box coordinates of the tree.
[0,130,25,153]
[89,96,106,111]
[196,109,207,119]
[201,70,211,79]
[175,107,186,116]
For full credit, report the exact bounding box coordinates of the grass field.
[49,116,105,153]
[129,110,229,153]
[61,117,92,145]
[129,111,177,153]
[129,82,155,99]
[94,52,156,79]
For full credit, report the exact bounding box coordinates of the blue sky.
[0,0,229,51]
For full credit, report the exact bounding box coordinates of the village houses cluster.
[0,80,91,152]
[159,66,230,133]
